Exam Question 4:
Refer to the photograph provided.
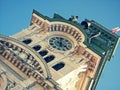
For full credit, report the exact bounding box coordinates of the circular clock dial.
[49,36,72,51]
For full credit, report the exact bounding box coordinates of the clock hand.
[59,38,63,47]
[61,40,68,50]
[58,38,61,47]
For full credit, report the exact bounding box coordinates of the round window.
[49,36,72,51]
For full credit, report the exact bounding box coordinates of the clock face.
[49,36,72,51]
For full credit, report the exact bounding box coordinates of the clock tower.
[0,10,119,90]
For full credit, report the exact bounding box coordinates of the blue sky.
[0,0,120,90]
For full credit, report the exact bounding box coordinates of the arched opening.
[32,45,41,51]
[44,55,55,63]
[22,39,32,44]
[52,62,65,71]
[39,50,48,56]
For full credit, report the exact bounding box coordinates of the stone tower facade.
[0,10,119,90]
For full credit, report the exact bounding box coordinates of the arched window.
[52,62,65,71]
[44,55,55,63]
[32,45,41,51]
[22,39,32,44]
[39,50,48,56]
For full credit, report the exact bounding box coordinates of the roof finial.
[69,16,79,22]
